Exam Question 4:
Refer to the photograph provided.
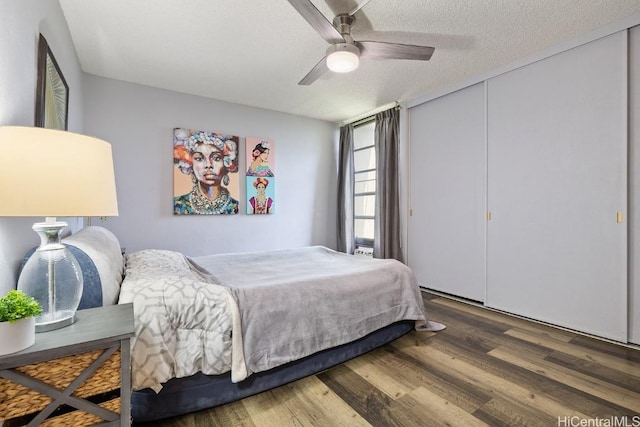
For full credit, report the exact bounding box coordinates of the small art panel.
[245,137,275,214]
[173,128,240,215]
[246,176,275,214]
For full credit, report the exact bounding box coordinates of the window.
[353,120,376,248]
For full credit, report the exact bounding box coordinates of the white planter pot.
[0,317,36,356]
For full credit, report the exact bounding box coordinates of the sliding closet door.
[408,83,486,302]
[630,25,640,345]
[487,32,627,341]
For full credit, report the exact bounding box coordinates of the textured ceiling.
[59,0,640,123]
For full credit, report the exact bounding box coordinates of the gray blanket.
[190,246,432,381]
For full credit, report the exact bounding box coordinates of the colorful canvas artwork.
[245,137,275,214]
[173,128,240,215]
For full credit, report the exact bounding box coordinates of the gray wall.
[82,74,339,256]
[0,0,339,294]
[0,0,84,295]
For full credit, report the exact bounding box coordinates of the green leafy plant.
[0,290,43,323]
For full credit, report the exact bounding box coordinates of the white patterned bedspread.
[118,250,233,392]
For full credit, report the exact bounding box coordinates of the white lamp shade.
[326,45,360,73]
[0,126,118,217]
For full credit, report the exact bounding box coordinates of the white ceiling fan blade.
[358,41,435,61]
[298,56,330,85]
[348,0,373,16]
[286,0,345,44]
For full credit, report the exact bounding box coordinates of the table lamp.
[0,126,118,332]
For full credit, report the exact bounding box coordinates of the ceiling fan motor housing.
[332,13,355,35]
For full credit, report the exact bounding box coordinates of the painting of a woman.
[173,128,239,215]
[246,139,274,177]
[248,177,274,214]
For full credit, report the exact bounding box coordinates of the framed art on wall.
[173,128,240,215]
[35,34,69,130]
[245,137,275,214]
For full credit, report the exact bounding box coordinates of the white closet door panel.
[409,83,486,302]
[630,25,640,345]
[487,32,627,341]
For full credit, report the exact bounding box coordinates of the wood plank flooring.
[139,292,640,427]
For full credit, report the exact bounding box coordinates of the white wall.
[82,74,339,256]
[0,0,84,295]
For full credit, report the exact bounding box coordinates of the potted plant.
[0,290,43,355]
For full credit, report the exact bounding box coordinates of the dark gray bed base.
[131,320,414,423]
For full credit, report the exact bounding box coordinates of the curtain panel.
[374,108,404,262]
[337,124,355,254]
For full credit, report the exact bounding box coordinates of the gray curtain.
[337,124,355,254]
[374,107,404,262]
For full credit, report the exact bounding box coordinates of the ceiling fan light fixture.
[326,43,360,73]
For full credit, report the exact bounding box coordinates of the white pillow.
[63,226,124,305]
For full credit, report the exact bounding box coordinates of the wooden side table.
[0,303,134,426]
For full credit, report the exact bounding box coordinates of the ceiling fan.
[286,0,435,85]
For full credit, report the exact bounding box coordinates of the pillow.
[124,249,194,279]
[62,226,124,306]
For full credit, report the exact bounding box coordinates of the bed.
[53,226,444,423]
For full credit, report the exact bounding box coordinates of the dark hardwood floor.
[143,292,640,426]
